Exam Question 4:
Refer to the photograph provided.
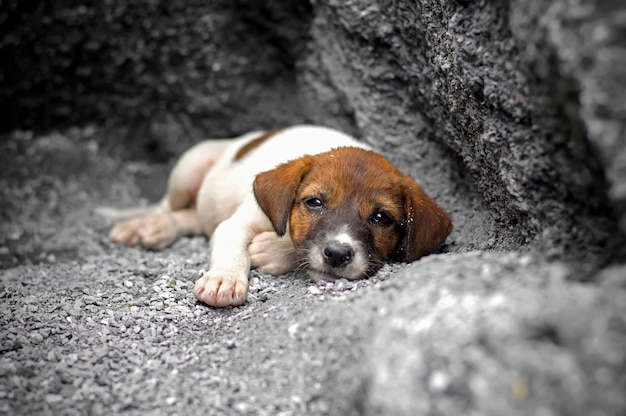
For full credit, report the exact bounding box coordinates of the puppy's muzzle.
[305,224,369,282]
[323,240,354,268]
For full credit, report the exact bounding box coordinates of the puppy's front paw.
[249,231,297,275]
[194,271,248,307]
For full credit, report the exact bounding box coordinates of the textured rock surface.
[307,0,623,268]
[1,1,625,415]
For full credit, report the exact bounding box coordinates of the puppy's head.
[253,147,452,281]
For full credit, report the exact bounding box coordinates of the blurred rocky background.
[1,0,625,415]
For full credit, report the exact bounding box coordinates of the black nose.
[323,241,354,268]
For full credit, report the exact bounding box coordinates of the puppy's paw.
[194,271,248,307]
[249,231,297,275]
[109,219,142,246]
[137,213,179,250]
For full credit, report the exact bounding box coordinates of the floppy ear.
[400,177,452,262]
[253,156,313,236]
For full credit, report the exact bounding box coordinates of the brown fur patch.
[253,154,313,236]
[401,176,453,261]
[234,128,284,161]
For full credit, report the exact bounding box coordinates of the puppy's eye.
[304,197,324,210]
[371,211,393,226]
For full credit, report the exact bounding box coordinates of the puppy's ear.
[253,156,313,236]
[400,177,452,262]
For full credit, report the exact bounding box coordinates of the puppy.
[97,125,452,307]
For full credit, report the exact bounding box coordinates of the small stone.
[45,394,64,404]
[288,323,299,338]
[0,362,16,377]
[308,286,322,295]
[512,376,530,401]
[23,295,37,304]
[429,371,451,393]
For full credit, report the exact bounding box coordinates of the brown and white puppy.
[97,125,452,307]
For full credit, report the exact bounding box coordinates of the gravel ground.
[1,128,625,415]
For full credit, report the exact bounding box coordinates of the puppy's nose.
[323,241,354,268]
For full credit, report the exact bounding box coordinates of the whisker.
[366,257,385,276]
[293,247,312,274]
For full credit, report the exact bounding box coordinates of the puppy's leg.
[194,195,272,307]
[108,140,230,249]
[165,140,230,212]
[249,231,298,275]
[137,209,202,250]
